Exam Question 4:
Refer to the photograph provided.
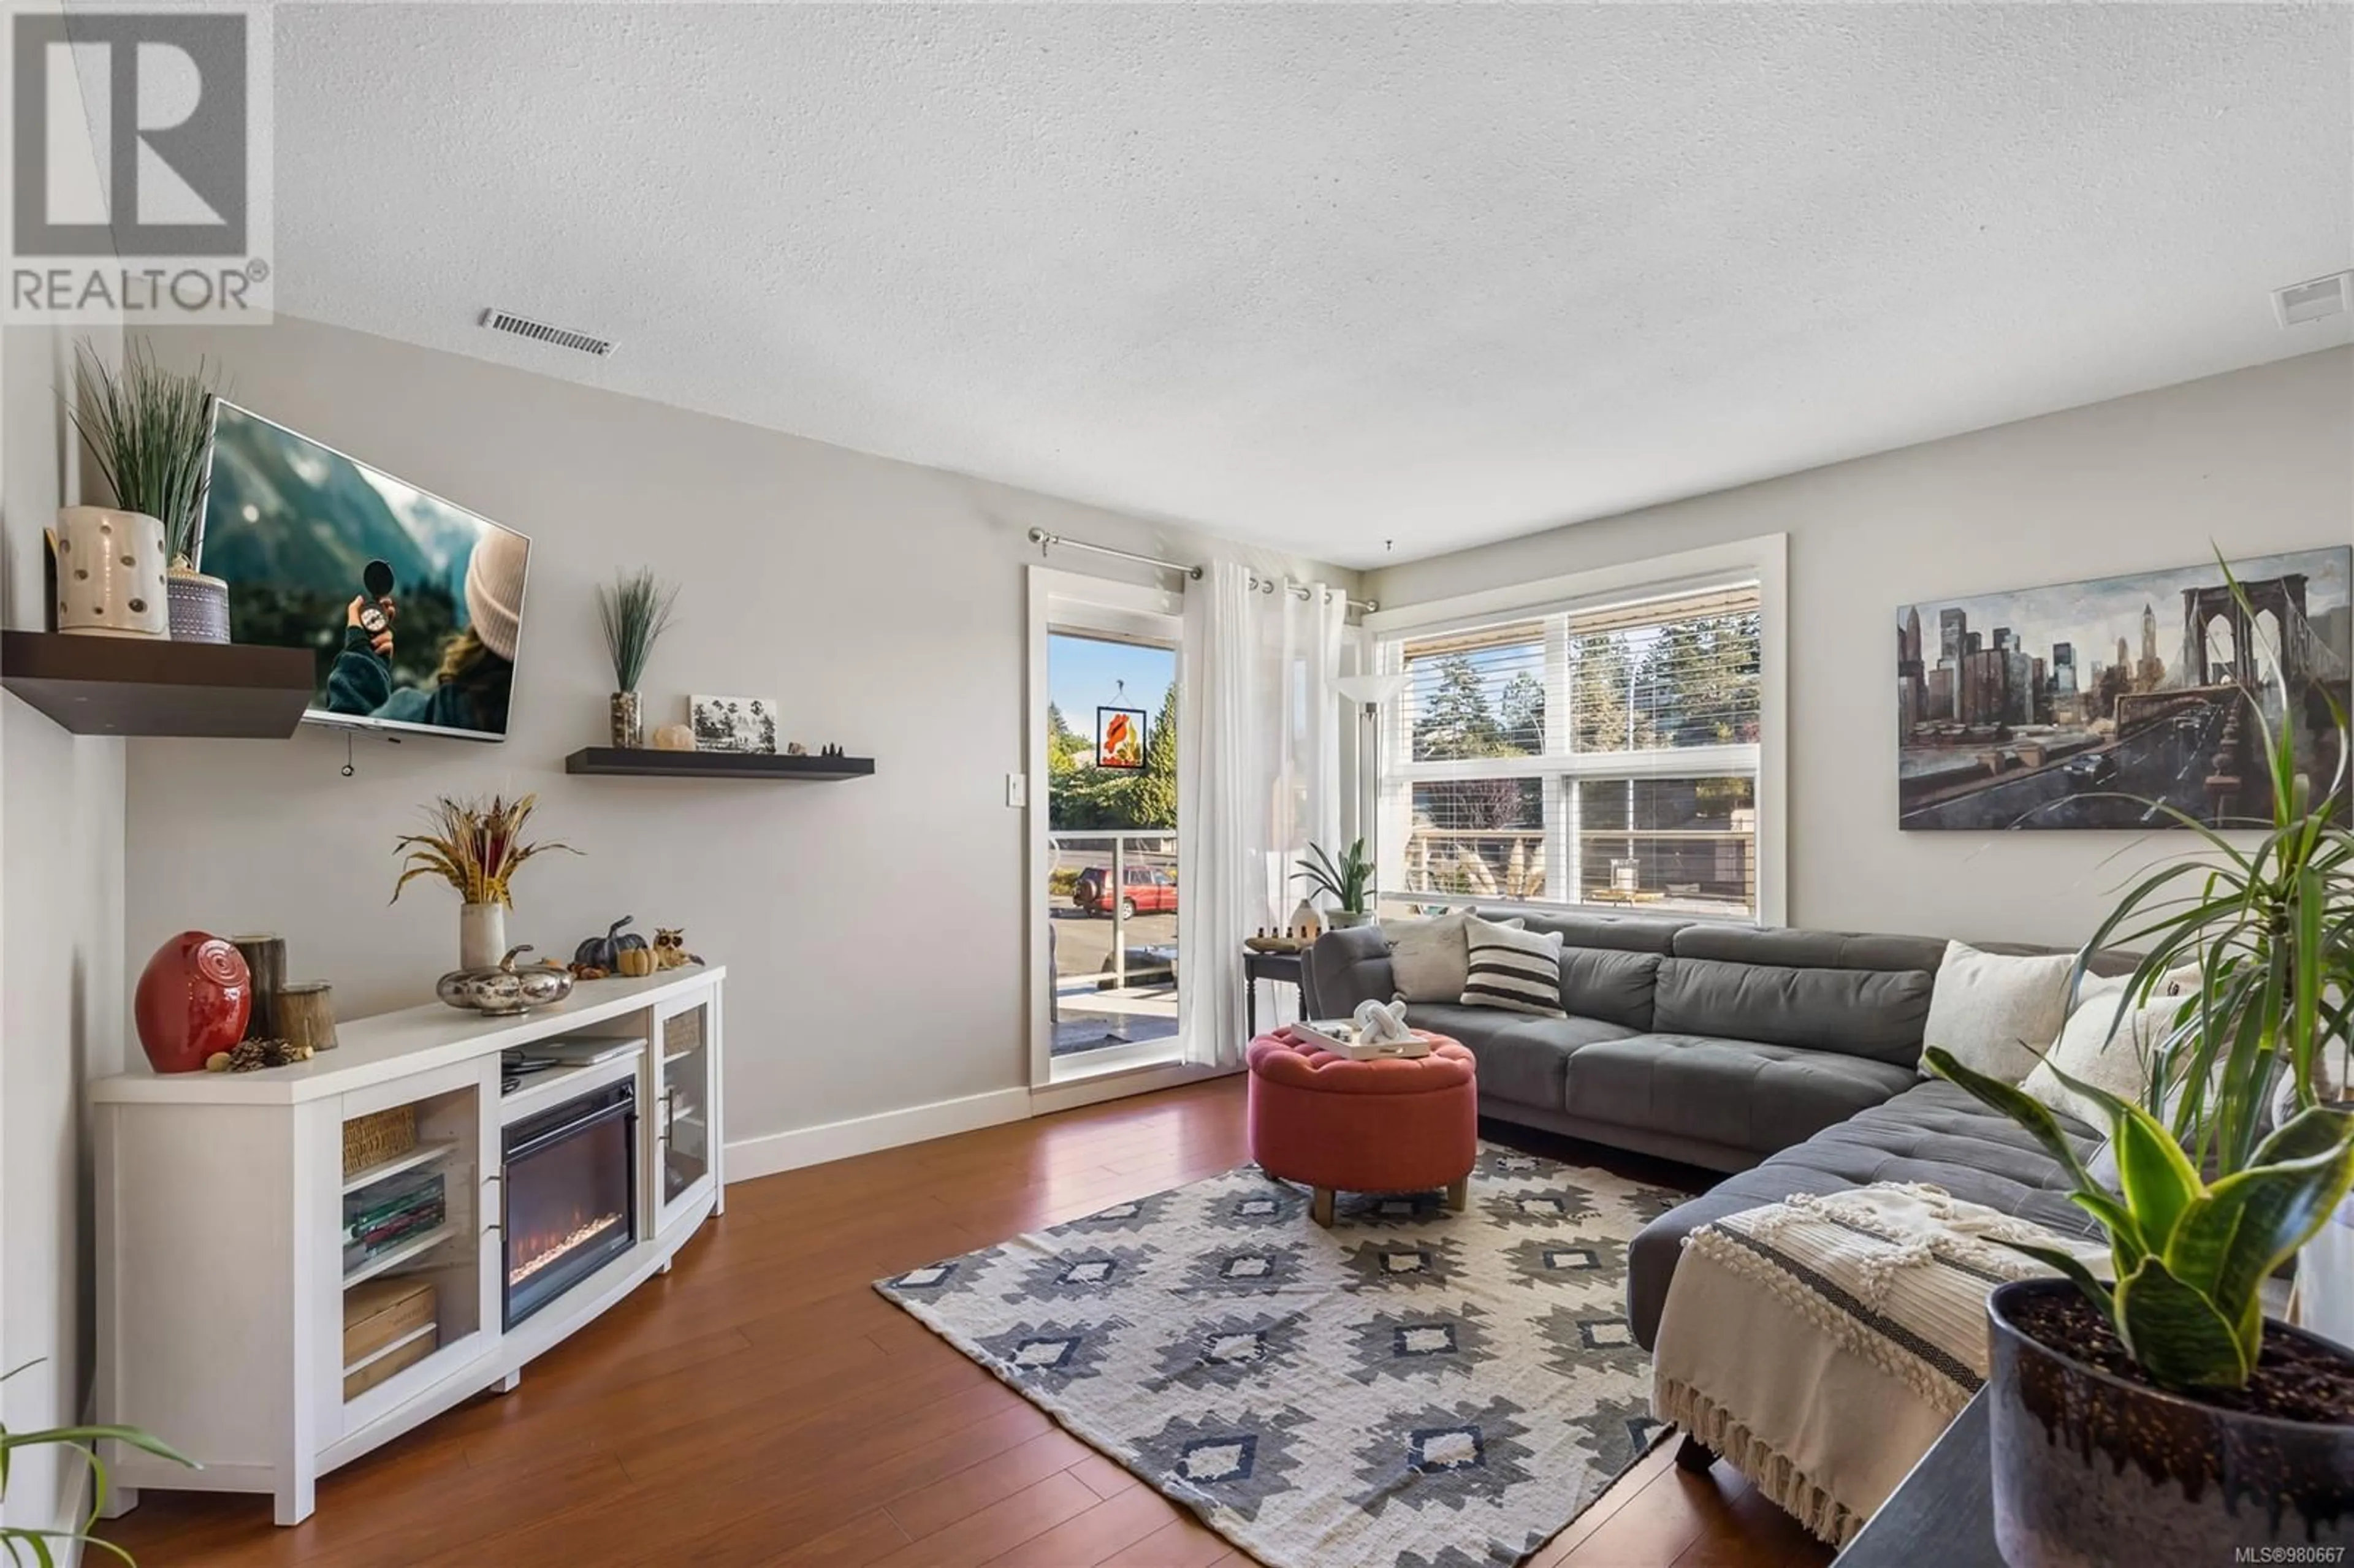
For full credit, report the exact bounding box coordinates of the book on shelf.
[346,1195,446,1249]
[342,1170,448,1269]
[343,1169,441,1225]
[341,1201,446,1274]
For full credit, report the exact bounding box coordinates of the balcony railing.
[1397,825,1756,919]
[1047,830,1178,1057]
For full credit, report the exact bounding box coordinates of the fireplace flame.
[509,1208,627,1288]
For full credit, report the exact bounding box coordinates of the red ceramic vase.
[135,931,253,1073]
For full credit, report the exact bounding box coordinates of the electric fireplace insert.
[503,1078,636,1328]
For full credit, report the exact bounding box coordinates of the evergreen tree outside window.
[1382,585,1762,919]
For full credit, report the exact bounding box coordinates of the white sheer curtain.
[1178,560,1346,1067]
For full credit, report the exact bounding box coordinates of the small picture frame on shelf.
[690,695,779,755]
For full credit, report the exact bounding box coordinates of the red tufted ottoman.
[1245,1030,1479,1227]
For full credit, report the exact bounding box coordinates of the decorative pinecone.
[219,1037,318,1072]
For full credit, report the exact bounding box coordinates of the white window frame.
[1360,535,1788,927]
[1024,566,1188,1090]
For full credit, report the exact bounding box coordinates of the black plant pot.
[1986,1278,2354,1567]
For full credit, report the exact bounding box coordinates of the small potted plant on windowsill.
[1294,839,1374,929]
[1926,573,2354,1566]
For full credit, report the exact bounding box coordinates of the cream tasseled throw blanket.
[1650,1183,2108,1546]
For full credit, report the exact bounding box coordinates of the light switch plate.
[1005,772,1027,808]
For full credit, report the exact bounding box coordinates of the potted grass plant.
[393,793,577,971]
[64,339,226,642]
[1294,839,1375,929]
[1,1358,192,1566]
[1926,573,2354,1565]
[596,568,679,748]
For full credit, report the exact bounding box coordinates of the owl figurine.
[652,928,704,970]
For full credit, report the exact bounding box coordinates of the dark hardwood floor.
[99,1076,1830,1568]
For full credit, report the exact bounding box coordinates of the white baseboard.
[723,1062,1243,1182]
[51,1444,93,1568]
[1029,1059,1237,1117]
[724,1086,1033,1181]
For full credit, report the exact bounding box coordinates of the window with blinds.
[1381,583,1764,921]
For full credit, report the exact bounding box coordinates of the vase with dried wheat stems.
[392,793,578,970]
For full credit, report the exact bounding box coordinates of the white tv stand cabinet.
[90,966,726,1525]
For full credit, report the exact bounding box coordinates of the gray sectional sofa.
[1303,912,2126,1347]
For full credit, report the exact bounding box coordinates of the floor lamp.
[1333,672,1410,915]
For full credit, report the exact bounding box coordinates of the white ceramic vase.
[459,901,507,971]
[51,507,168,638]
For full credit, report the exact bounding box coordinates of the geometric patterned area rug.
[875,1143,1688,1568]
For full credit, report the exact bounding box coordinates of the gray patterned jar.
[167,558,230,642]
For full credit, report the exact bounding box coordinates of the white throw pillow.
[2022,965,2205,1128]
[1386,913,1470,1003]
[1920,942,2076,1084]
[1386,913,1522,1003]
[1460,916,1565,1016]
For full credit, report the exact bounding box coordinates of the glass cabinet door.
[335,1059,499,1433]
[655,995,713,1224]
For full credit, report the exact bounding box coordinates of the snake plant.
[1294,839,1374,916]
[1927,1051,2353,1389]
[1927,561,2354,1390]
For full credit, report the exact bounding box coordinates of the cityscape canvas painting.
[1896,547,2351,831]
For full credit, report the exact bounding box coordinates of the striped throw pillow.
[1460,916,1566,1016]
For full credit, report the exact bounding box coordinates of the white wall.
[1365,348,2354,950]
[1,319,129,1544]
[124,316,1350,1165]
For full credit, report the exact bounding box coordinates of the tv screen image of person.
[199,402,531,741]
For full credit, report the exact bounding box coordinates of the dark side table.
[1832,1390,2000,1567]
[1242,947,1305,1038]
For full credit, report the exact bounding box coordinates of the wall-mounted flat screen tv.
[199,401,531,742]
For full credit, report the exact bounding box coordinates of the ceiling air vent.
[479,308,614,358]
[2272,272,2352,329]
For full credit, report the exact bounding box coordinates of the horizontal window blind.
[1403,618,1546,762]
[1567,586,1761,753]
[1379,582,1765,923]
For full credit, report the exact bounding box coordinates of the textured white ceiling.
[262,4,2352,568]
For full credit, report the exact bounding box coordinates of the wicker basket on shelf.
[342,1105,416,1178]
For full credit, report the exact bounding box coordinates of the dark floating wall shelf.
[564,748,875,782]
[0,631,316,737]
